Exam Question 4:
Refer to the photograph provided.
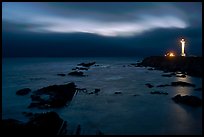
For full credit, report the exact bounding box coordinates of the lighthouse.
[180,38,186,56]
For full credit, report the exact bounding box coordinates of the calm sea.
[2,57,202,135]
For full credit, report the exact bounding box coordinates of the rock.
[156,84,170,87]
[171,81,195,87]
[172,94,202,107]
[145,83,154,88]
[133,94,140,96]
[114,91,122,94]
[16,88,31,96]
[77,62,96,67]
[68,71,85,76]
[57,74,66,76]
[2,112,66,135]
[22,112,33,117]
[140,56,202,77]
[94,89,100,94]
[28,82,76,109]
[150,91,168,95]
[88,92,94,95]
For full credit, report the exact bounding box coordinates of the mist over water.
[2,57,202,135]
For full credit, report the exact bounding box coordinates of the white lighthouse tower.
[180,38,186,56]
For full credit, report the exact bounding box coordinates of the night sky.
[2,2,202,57]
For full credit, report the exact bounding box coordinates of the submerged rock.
[28,82,76,109]
[68,71,85,77]
[114,91,122,94]
[172,94,202,107]
[194,87,202,91]
[16,88,31,96]
[145,83,154,88]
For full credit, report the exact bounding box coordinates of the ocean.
[2,57,202,135]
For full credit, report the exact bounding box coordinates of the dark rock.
[150,91,168,95]
[22,112,33,117]
[68,71,85,76]
[133,94,140,96]
[171,81,195,87]
[172,94,202,107]
[16,88,31,96]
[140,56,202,77]
[57,74,66,76]
[114,91,122,94]
[156,84,170,87]
[2,112,66,135]
[94,89,100,94]
[145,83,154,88]
[28,82,76,109]
[88,92,94,95]
[194,87,202,91]
[77,62,96,67]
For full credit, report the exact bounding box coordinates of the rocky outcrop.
[138,56,202,77]
[172,94,202,107]
[2,112,66,135]
[16,88,31,95]
[77,62,96,67]
[28,82,76,109]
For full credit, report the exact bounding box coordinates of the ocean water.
[2,57,202,135]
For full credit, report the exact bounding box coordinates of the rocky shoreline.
[137,56,202,77]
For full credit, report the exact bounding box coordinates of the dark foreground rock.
[28,82,76,109]
[77,62,96,67]
[114,91,122,94]
[2,112,66,135]
[16,88,31,95]
[139,56,202,77]
[172,94,202,107]
[68,71,85,77]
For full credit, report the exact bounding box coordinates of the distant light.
[165,52,175,57]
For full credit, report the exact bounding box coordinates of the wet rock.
[145,83,154,88]
[77,62,96,67]
[28,82,76,109]
[150,91,168,95]
[140,56,202,77]
[16,88,31,96]
[68,71,85,77]
[172,94,202,107]
[171,81,195,87]
[88,92,94,95]
[2,112,66,135]
[57,74,66,76]
[94,89,100,94]
[133,94,140,96]
[114,91,122,94]
[22,112,33,117]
